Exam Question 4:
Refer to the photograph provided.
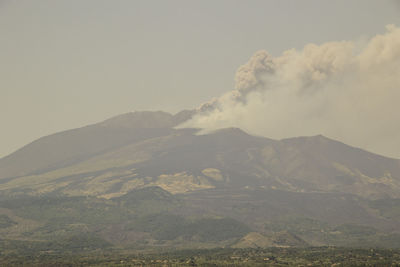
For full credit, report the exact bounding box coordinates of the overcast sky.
[1,0,400,158]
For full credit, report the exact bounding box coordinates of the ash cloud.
[180,25,400,158]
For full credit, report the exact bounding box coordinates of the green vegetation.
[264,216,400,248]
[1,186,400,258]
[129,213,250,241]
[0,247,399,266]
[369,198,400,219]
[333,223,377,236]
[0,187,250,249]
[0,214,16,228]
[1,188,400,250]
[265,216,329,234]
[118,186,182,214]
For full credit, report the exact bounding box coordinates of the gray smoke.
[180,25,400,158]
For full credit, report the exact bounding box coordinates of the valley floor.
[1,247,400,266]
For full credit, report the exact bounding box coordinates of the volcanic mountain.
[1,110,400,249]
[1,110,399,199]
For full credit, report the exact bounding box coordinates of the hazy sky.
[1,0,400,158]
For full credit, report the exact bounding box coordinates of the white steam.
[181,25,400,158]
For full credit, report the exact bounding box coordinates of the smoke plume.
[180,25,400,158]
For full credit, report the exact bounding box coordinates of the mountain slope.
[0,111,193,180]
[0,111,400,199]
